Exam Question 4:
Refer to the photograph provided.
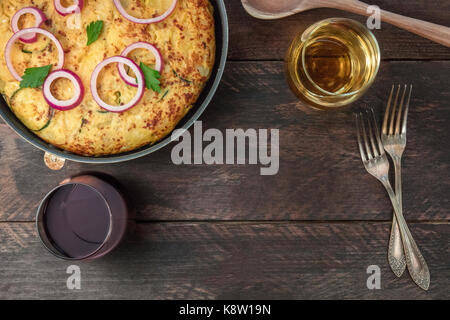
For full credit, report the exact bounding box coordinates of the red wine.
[37,174,128,260]
[44,184,111,259]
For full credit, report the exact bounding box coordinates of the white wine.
[285,18,380,110]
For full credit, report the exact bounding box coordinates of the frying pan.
[0,0,228,167]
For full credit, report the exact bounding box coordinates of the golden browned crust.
[0,0,215,156]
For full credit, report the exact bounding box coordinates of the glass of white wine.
[285,18,381,110]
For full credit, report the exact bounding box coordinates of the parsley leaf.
[86,20,104,46]
[20,65,52,88]
[140,62,161,93]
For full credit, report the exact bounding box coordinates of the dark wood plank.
[0,61,449,222]
[0,222,448,299]
[227,0,450,60]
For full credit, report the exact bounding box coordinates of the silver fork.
[356,109,430,290]
[381,85,430,290]
[382,85,410,278]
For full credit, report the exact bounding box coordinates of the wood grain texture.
[0,2,449,300]
[0,222,448,300]
[228,0,450,60]
[0,61,448,222]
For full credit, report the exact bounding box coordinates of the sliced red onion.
[5,28,65,82]
[11,7,47,44]
[118,42,163,87]
[91,56,144,113]
[54,0,84,16]
[43,70,84,111]
[113,0,177,24]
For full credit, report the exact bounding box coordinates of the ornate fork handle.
[381,176,430,290]
[388,157,406,277]
[389,217,406,276]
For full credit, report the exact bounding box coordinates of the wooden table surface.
[0,0,449,300]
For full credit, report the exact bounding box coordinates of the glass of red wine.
[36,174,129,260]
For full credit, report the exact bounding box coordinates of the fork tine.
[382,85,394,135]
[360,113,373,159]
[370,108,384,155]
[355,114,367,162]
[395,85,408,135]
[401,85,412,134]
[389,85,401,135]
[366,109,379,157]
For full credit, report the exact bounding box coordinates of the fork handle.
[388,217,406,277]
[381,177,430,290]
[388,157,406,277]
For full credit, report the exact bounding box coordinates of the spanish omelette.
[0,0,215,156]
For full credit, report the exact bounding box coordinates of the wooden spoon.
[242,0,450,47]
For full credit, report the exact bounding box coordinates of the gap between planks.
[0,220,448,225]
[226,58,450,62]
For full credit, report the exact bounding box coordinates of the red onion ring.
[118,42,164,87]
[54,0,84,16]
[113,0,177,24]
[91,56,144,113]
[5,28,65,82]
[11,7,47,44]
[43,70,84,111]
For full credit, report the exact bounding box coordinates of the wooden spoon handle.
[323,0,450,47]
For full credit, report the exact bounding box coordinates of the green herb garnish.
[140,62,161,93]
[20,65,52,89]
[97,110,109,114]
[159,89,169,102]
[9,88,24,102]
[86,20,104,46]
[114,91,122,105]
[173,70,192,84]
[23,38,51,53]
[34,108,54,132]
